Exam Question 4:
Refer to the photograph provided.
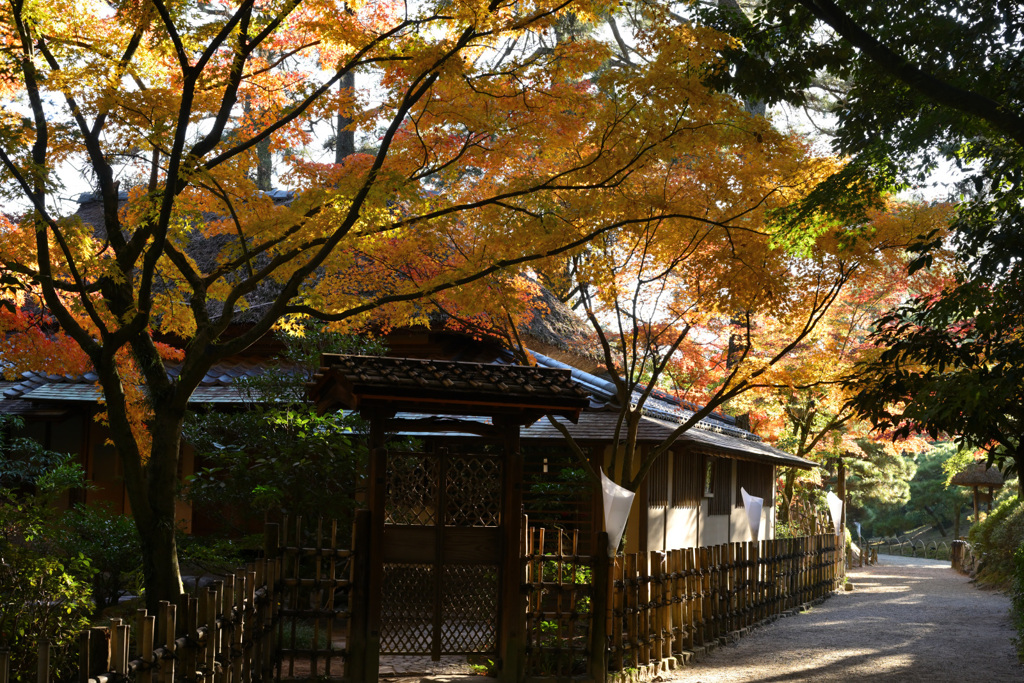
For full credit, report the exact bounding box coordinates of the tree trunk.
[780,468,796,525]
[335,70,356,163]
[127,409,186,612]
[921,505,947,537]
[256,138,273,191]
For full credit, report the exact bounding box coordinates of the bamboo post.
[653,551,667,663]
[36,640,49,683]
[186,595,199,680]
[639,552,651,666]
[140,612,155,683]
[698,547,711,646]
[265,520,282,682]
[682,549,694,652]
[242,570,256,683]
[206,585,219,678]
[1,647,9,683]
[624,553,637,668]
[671,549,684,656]
[710,546,720,641]
[116,622,129,676]
[611,554,624,672]
[161,601,176,683]
[739,543,749,628]
[228,574,243,683]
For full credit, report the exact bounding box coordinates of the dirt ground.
[319,555,1021,682]
[663,555,1022,682]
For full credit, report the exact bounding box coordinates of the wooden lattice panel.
[440,565,499,652]
[445,456,502,527]
[385,452,438,526]
[380,563,436,654]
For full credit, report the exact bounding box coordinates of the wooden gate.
[379,445,503,658]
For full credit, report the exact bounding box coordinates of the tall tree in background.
[699,0,1024,493]
[538,196,946,494]
[730,221,946,524]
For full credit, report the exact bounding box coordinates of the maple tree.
[537,194,950,498]
[730,227,946,525]
[1,0,864,607]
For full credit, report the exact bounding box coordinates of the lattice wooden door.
[378,446,503,658]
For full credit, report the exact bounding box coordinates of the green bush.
[57,504,143,615]
[968,496,1024,585]
[0,493,94,681]
[1012,544,1024,660]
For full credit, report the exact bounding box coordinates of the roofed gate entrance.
[380,442,502,657]
[311,355,589,682]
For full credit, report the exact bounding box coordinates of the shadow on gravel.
[673,561,1022,682]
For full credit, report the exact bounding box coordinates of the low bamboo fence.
[522,530,844,681]
[2,514,363,683]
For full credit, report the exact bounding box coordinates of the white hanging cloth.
[741,487,764,542]
[826,491,844,536]
[601,468,635,555]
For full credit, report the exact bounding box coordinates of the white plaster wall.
[701,505,730,545]
[648,506,667,551]
[665,506,698,549]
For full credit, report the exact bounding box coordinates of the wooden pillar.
[590,445,605,556]
[364,411,387,683]
[347,510,371,681]
[498,418,525,683]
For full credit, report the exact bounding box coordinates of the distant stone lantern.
[951,462,1005,523]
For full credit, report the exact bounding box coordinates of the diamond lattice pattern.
[386,453,438,526]
[445,456,502,527]
[380,563,436,654]
[440,565,499,653]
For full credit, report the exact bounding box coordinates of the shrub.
[969,496,1024,586]
[0,493,94,680]
[57,504,143,615]
[1012,544,1024,660]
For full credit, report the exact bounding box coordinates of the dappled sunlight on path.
[667,555,1021,682]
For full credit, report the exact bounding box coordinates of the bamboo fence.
[3,514,364,683]
[522,529,843,681]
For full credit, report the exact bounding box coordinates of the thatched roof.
[950,462,1005,488]
[75,193,288,324]
[518,285,601,369]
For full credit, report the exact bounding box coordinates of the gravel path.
[664,555,1022,682]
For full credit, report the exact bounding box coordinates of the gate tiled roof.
[310,354,590,422]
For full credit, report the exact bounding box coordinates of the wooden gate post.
[498,418,525,683]
[347,509,372,682]
[365,434,387,683]
[589,532,611,683]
